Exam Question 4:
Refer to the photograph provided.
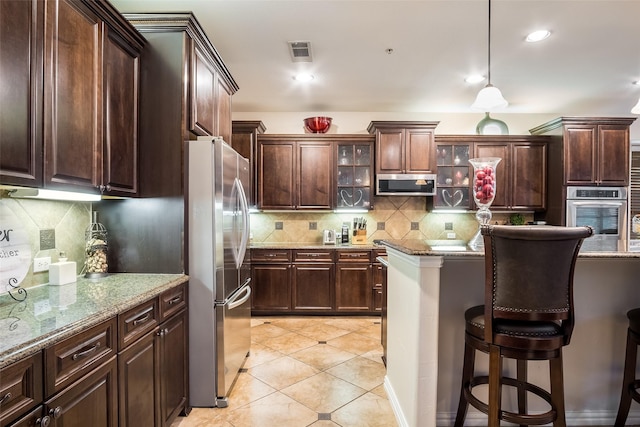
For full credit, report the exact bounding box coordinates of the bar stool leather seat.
[614,308,640,427]
[454,224,593,427]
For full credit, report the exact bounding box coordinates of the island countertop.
[0,273,188,368]
[379,238,640,258]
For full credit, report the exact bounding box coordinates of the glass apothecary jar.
[85,212,108,278]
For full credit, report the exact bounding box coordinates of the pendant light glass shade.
[472,85,508,111]
[632,97,640,114]
[472,0,508,111]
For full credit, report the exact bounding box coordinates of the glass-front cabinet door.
[337,142,372,209]
[435,143,471,209]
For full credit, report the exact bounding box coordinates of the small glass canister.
[85,212,108,278]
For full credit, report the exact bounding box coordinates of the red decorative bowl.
[304,116,332,133]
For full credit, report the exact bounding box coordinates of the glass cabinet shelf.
[435,144,471,209]
[336,143,372,209]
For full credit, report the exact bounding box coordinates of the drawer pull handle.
[133,313,151,326]
[49,406,62,419]
[0,392,11,404]
[37,416,51,427]
[71,342,100,360]
[168,296,182,305]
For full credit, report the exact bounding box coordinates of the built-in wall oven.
[566,186,627,252]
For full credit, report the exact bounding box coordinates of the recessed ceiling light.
[293,73,314,82]
[465,75,486,84]
[525,30,551,43]
[633,81,640,85]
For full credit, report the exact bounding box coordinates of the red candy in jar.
[474,166,495,204]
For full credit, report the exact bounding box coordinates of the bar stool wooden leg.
[488,345,502,427]
[517,359,528,427]
[549,353,566,427]
[454,339,476,427]
[614,329,639,427]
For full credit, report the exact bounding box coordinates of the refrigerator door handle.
[228,280,251,310]
[237,176,250,268]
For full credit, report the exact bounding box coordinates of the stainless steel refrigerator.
[187,137,251,408]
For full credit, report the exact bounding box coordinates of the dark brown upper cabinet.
[368,121,439,174]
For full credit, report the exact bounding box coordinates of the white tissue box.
[49,261,77,285]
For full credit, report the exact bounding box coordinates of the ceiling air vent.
[288,41,313,62]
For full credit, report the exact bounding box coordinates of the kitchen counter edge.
[0,273,188,368]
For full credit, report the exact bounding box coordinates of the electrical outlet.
[447,232,456,239]
[445,222,454,231]
[34,256,51,273]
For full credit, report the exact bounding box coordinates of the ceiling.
[110,0,640,118]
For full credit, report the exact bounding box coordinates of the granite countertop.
[379,239,640,259]
[0,273,188,368]
[251,242,385,250]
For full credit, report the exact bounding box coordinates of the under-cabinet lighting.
[333,209,368,214]
[9,188,101,202]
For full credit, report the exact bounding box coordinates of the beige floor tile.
[214,391,319,427]
[250,322,291,343]
[327,331,383,355]
[291,343,357,371]
[226,371,276,407]
[309,421,340,426]
[261,331,319,354]
[370,383,388,399]
[281,372,366,413]
[249,355,318,389]
[294,322,352,341]
[170,407,232,427]
[360,347,385,365]
[355,323,383,340]
[268,316,325,331]
[243,342,284,369]
[327,357,387,391]
[324,317,379,331]
[332,392,398,427]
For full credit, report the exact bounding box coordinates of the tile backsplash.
[250,196,526,245]
[1,196,90,293]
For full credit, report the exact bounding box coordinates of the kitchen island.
[380,239,640,427]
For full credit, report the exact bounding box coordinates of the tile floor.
[171,316,397,427]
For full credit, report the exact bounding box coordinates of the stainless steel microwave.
[376,173,436,196]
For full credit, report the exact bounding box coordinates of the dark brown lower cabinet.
[335,262,372,312]
[7,405,47,427]
[118,332,159,427]
[159,310,188,426]
[292,263,334,311]
[251,264,292,311]
[45,357,118,427]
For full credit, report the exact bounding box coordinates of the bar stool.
[454,224,593,427]
[614,308,640,427]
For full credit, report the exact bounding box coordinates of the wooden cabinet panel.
[564,126,597,184]
[0,0,43,187]
[118,298,159,351]
[158,310,188,426]
[292,264,334,311]
[44,318,117,397]
[369,121,438,174]
[190,46,215,137]
[159,283,188,322]
[251,249,291,263]
[375,128,404,174]
[336,263,372,312]
[7,405,48,427]
[405,129,435,173]
[45,357,118,427]
[103,28,140,196]
[251,264,291,311]
[0,353,43,427]
[597,125,630,185]
[215,76,233,144]
[44,0,102,191]
[297,141,333,209]
[118,332,159,427]
[232,121,266,208]
[258,141,295,209]
[511,143,546,210]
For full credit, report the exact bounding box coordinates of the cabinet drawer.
[45,318,117,397]
[337,250,371,262]
[372,248,387,259]
[293,249,334,262]
[160,282,188,322]
[251,249,291,262]
[0,352,43,426]
[118,298,159,350]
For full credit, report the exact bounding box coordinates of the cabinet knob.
[37,415,51,427]
[49,406,62,419]
[157,329,164,337]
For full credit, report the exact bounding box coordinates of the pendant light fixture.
[471,0,508,111]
